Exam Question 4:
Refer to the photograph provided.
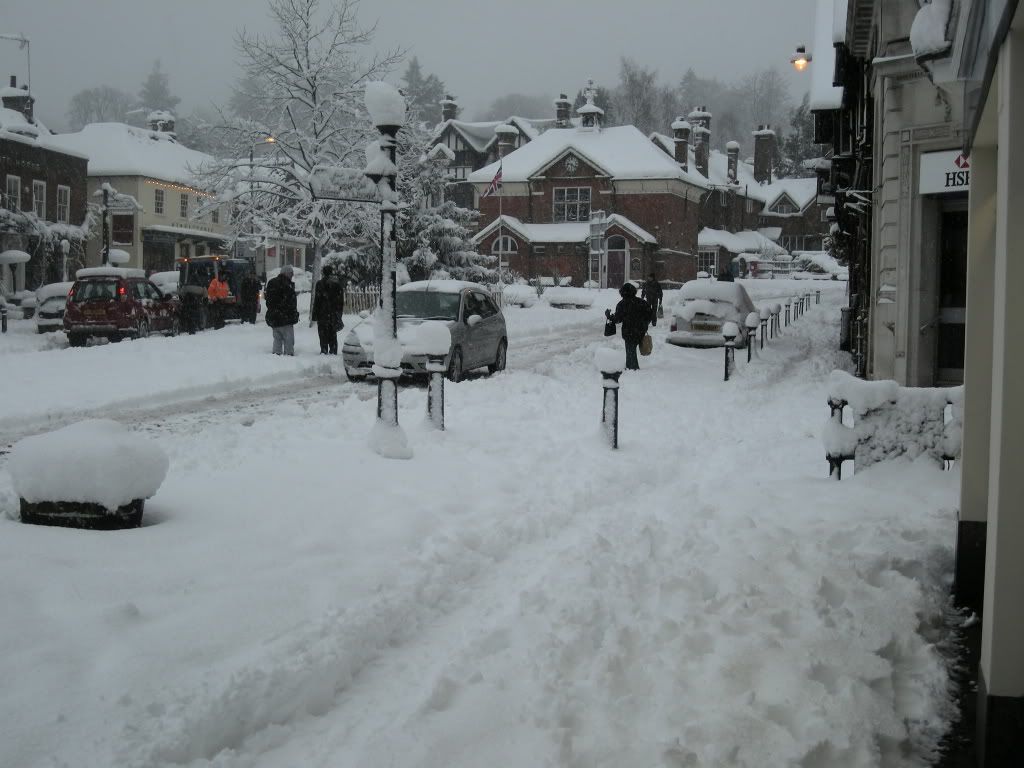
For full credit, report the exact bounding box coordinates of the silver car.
[666,280,757,348]
[342,280,508,382]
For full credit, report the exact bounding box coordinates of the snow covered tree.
[401,58,446,125]
[138,60,181,114]
[198,0,402,279]
[778,93,818,178]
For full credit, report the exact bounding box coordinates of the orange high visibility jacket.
[207,277,229,301]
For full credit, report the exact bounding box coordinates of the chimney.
[2,75,35,123]
[495,123,517,158]
[726,141,740,183]
[753,125,776,184]
[554,93,572,128]
[688,106,712,178]
[147,110,176,133]
[671,117,691,172]
[440,95,458,123]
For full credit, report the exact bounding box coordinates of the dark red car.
[64,268,181,347]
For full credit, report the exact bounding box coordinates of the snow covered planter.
[823,370,963,479]
[544,287,594,309]
[10,420,169,529]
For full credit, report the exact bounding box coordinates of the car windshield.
[71,280,118,302]
[396,291,461,320]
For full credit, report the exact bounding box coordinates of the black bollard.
[816,289,821,305]
[426,354,446,430]
[601,370,622,449]
[785,301,791,327]
[1,305,6,334]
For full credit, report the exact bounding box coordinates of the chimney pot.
[752,125,777,184]
[440,95,458,123]
[671,117,691,171]
[554,93,572,128]
[9,76,15,88]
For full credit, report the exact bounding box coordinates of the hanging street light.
[790,45,813,72]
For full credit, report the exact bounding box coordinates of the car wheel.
[488,339,507,374]
[447,347,464,383]
[68,333,86,348]
[135,319,150,340]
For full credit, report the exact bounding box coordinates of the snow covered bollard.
[784,298,791,327]
[410,321,452,431]
[823,398,856,480]
[10,420,169,529]
[722,321,739,381]
[759,306,771,350]
[772,303,782,338]
[745,311,760,363]
[595,348,624,449]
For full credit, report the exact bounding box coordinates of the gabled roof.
[47,123,212,186]
[433,116,557,155]
[469,125,709,187]
[472,213,656,246]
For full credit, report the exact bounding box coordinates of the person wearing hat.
[311,264,345,354]
[264,265,299,355]
[605,282,651,371]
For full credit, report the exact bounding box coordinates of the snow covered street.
[0,282,961,767]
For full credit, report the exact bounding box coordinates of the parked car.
[149,270,180,296]
[343,280,508,382]
[34,281,76,333]
[63,267,180,346]
[667,280,757,348]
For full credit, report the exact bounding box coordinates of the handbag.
[639,333,653,356]
[604,319,616,337]
[657,305,664,319]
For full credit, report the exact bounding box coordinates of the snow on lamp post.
[595,347,624,449]
[722,321,738,381]
[745,311,760,363]
[364,81,411,460]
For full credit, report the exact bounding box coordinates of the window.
[746,198,755,214]
[57,185,70,223]
[179,193,188,218]
[820,206,829,222]
[532,245,546,256]
[770,196,797,214]
[32,180,46,218]
[5,175,19,210]
[491,236,518,256]
[553,187,591,222]
[472,292,497,318]
[211,207,219,224]
[112,214,134,245]
[154,188,164,215]
[697,249,718,275]
[283,246,303,267]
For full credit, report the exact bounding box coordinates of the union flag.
[482,164,502,198]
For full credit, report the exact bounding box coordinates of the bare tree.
[66,86,136,129]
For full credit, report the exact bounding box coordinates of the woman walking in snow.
[605,282,651,371]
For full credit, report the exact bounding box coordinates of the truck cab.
[176,256,255,331]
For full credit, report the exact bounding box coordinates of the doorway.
[936,207,968,385]
[606,235,627,289]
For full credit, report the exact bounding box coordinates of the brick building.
[465,93,827,287]
[1,76,90,292]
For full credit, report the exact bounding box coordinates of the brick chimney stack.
[148,110,176,134]
[726,141,740,183]
[495,123,517,158]
[440,95,458,123]
[2,75,35,123]
[753,125,776,184]
[688,106,712,178]
[554,94,572,128]
[671,117,691,172]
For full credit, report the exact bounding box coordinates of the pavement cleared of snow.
[0,281,959,768]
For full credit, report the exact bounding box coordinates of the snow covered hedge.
[823,371,962,473]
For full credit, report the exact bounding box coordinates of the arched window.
[492,236,518,255]
[606,235,627,251]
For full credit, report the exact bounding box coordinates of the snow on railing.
[823,370,963,480]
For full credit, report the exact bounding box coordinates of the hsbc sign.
[919,150,971,194]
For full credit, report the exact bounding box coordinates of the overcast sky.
[1,0,818,130]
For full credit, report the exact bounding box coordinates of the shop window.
[112,214,134,245]
[57,185,71,224]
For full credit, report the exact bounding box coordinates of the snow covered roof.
[398,279,484,294]
[810,0,845,111]
[679,280,753,305]
[0,108,87,158]
[757,226,783,241]
[469,125,709,186]
[698,228,788,256]
[910,0,953,59]
[472,213,656,246]
[47,123,212,186]
[433,116,557,154]
[75,267,147,279]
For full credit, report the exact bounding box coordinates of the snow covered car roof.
[678,280,755,306]
[398,280,485,294]
[75,267,147,280]
[35,282,76,301]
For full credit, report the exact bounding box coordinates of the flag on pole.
[482,164,503,198]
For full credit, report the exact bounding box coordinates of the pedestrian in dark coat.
[717,267,735,282]
[239,272,261,324]
[605,282,651,370]
[311,265,345,354]
[264,265,299,355]
[641,273,663,325]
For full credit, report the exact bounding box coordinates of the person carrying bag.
[605,282,652,370]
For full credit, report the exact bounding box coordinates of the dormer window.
[770,194,798,214]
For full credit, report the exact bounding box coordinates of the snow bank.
[910,0,953,58]
[502,284,538,308]
[9,419,168,509]
[544,287,595,308]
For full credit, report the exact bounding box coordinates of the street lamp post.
[364,82,411,460]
